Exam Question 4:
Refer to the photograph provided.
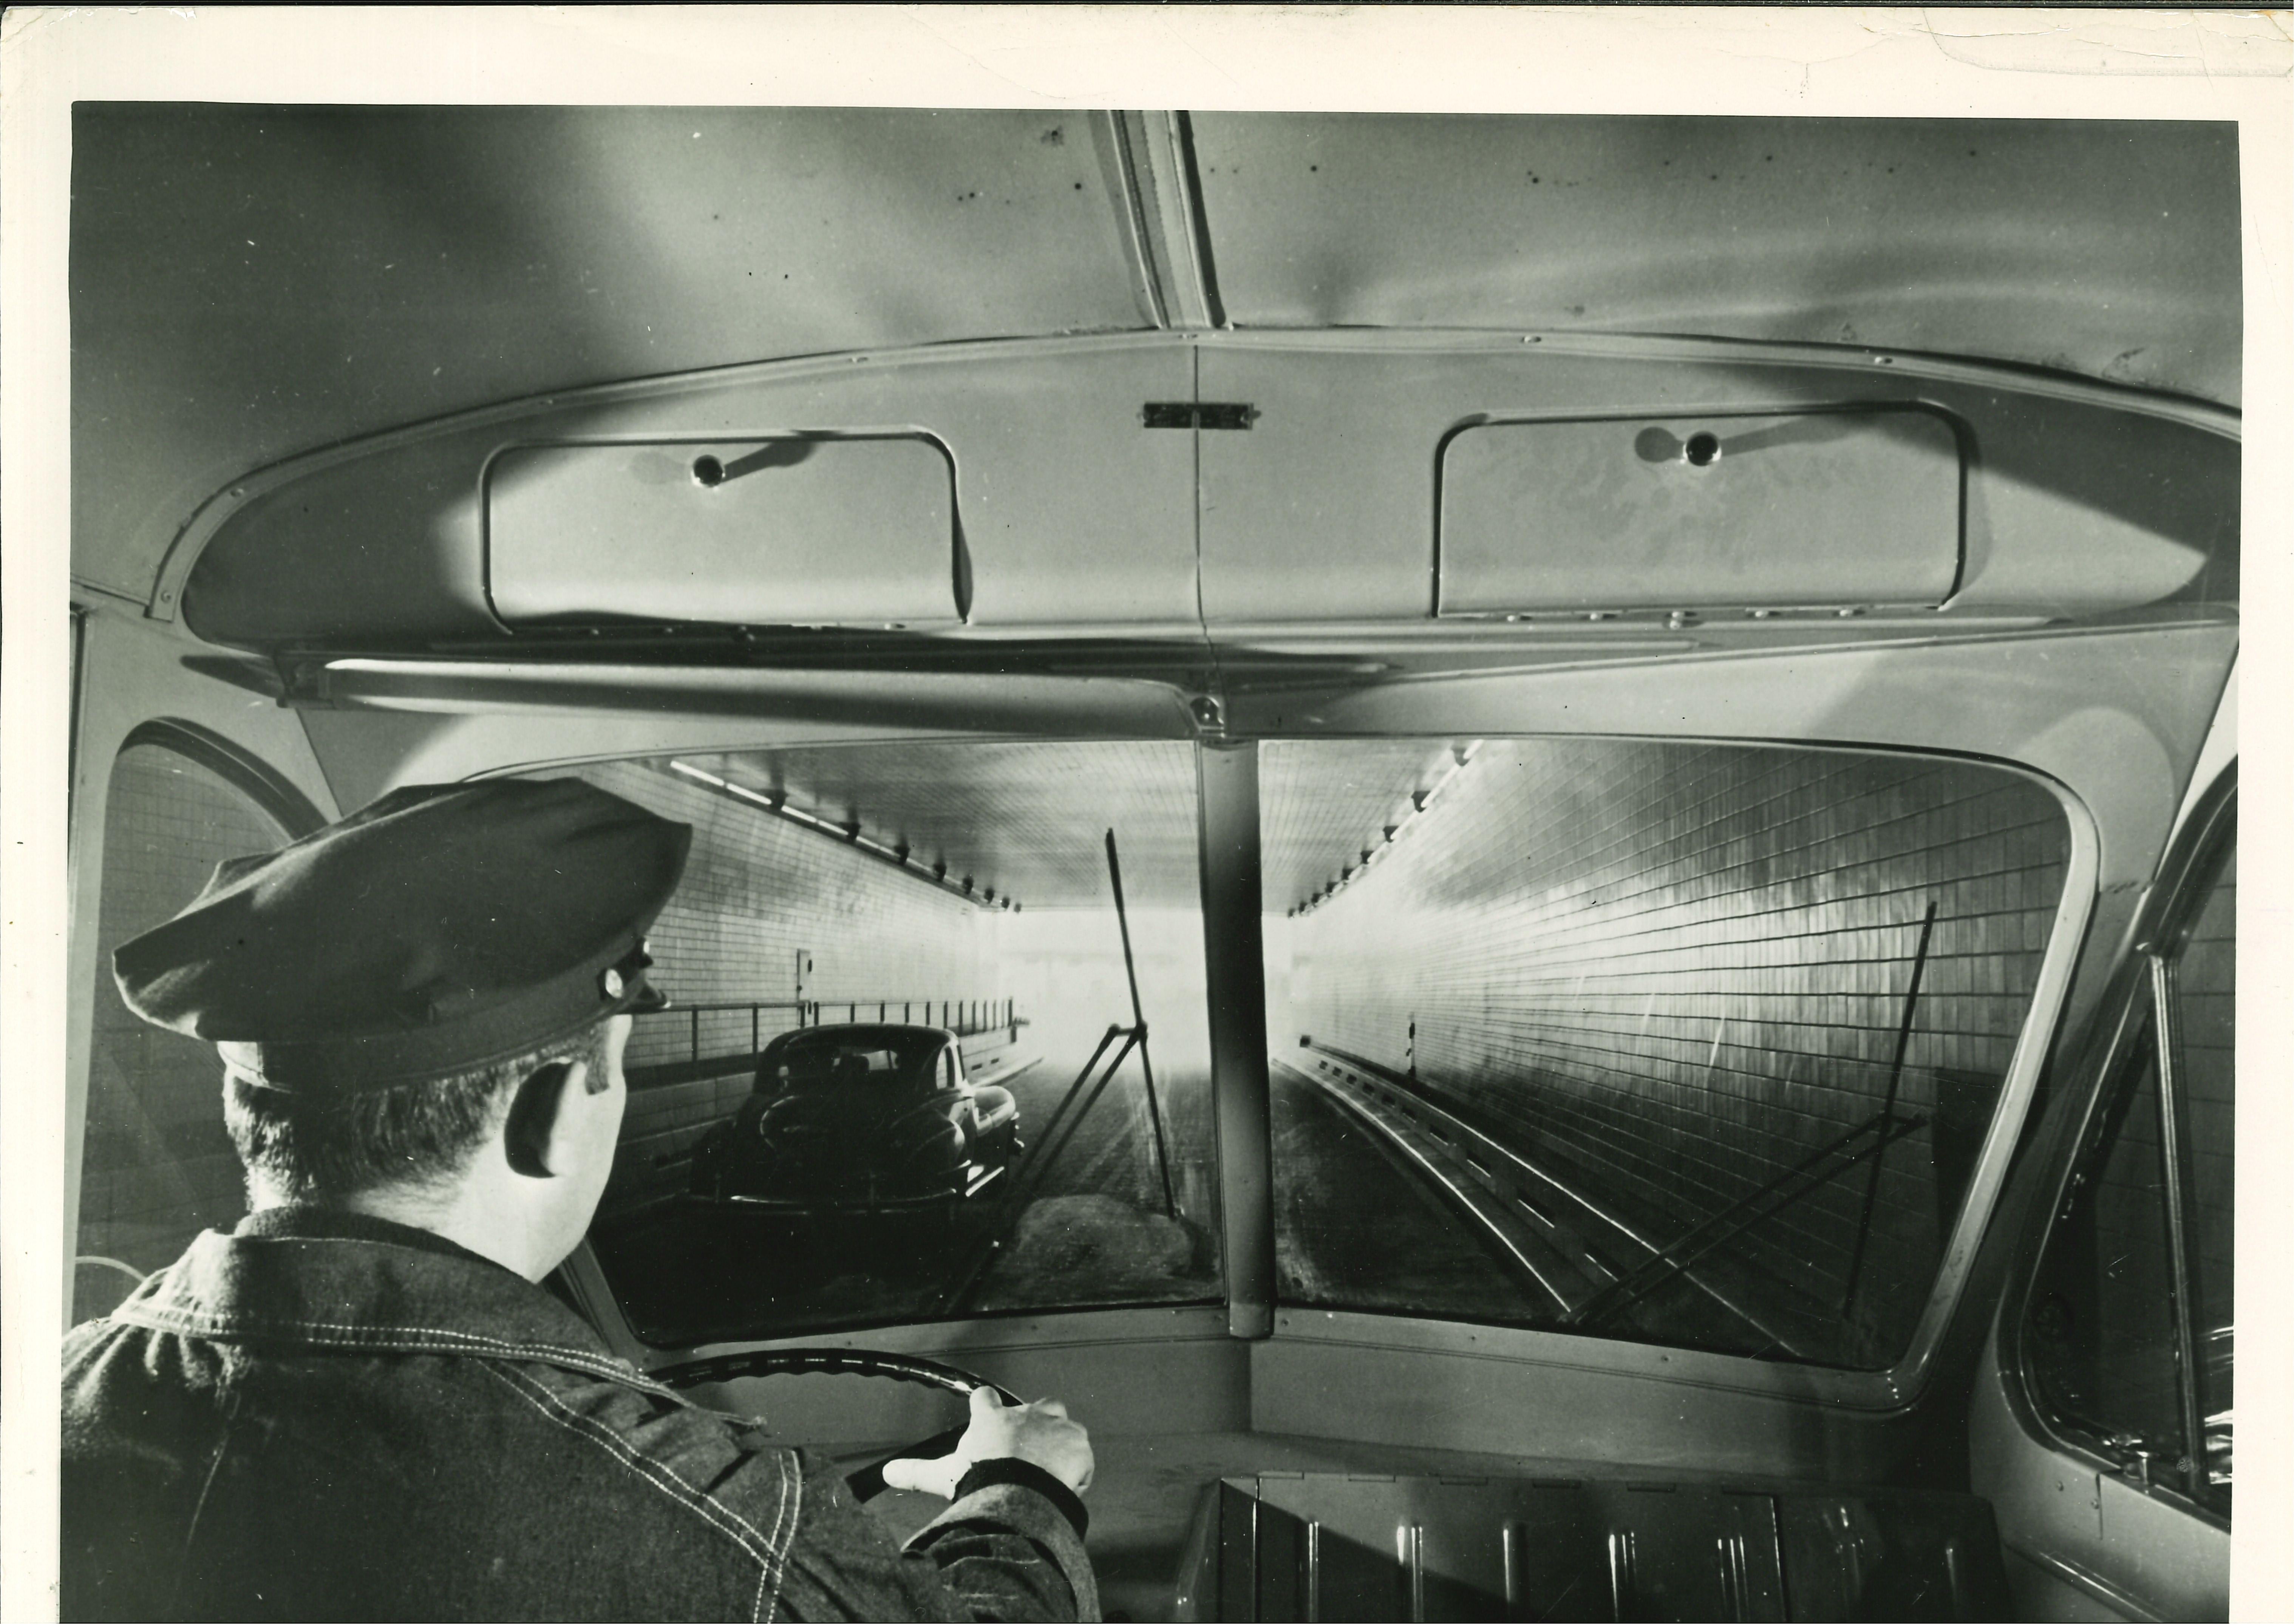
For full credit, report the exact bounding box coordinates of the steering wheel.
[652,1347,1019,1502]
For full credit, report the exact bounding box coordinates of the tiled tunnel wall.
[1284,739,2070,1362]
[563,760,1007,1209]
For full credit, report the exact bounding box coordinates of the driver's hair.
[224,1021,613,1203]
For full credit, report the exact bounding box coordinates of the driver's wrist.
[951,1458,1089,1537]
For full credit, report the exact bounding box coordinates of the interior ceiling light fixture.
[1292,740,1483,919]
[665,759,1014,913]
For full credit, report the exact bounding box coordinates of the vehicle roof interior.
[60,102,2243,1623]
[71,108,2239,608]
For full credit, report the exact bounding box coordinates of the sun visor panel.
[486,437,958,627]
[1439,409,1963,615]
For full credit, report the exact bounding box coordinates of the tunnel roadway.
[589,1026,1794,1358]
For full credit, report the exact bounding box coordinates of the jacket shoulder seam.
[113,1304,671,1394]
[477,1361,798,1605]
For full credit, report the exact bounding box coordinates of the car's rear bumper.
[685,1184,977,1217]
[690,1161,1006,1213]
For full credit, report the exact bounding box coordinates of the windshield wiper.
[1572,899,1941,1337]
[932,828,1174,1318]
[1566,1105,1929,1334]
[1841,900,1940,1315]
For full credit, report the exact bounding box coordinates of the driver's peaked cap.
[113,778,692,1097]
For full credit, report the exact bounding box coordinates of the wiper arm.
[1574,899,1944,1336]
[1567,1106,1929,1334]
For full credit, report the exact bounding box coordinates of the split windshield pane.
[1261,738,2070,1370]
[543,746,1223,1347]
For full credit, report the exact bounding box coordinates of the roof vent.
[486,435,960,627]
[1438,408,1963,615]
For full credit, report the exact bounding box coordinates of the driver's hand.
[879,1386,1095,1499]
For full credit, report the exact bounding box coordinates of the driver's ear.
[503,1058,588,1179]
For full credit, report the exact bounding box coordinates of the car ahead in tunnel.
[51,92,2250,1624]
[686,1024,1020,1219]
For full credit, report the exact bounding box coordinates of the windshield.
[541,745,1223,1347]
[536,736,2066,1367]
[1261,738,2069,1370]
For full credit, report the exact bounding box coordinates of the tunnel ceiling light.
[1291,738,1485,917]
[664,759,1012,913]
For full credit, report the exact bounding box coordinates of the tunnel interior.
[1266,738,2068,1371]
[553,745,1224,1346]
[546,737,2066,1366]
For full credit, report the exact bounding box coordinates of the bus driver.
[61,778,1099,1622]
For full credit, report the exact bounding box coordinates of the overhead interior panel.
[487,436,960,627]
[1437,409,1963,614]
[1195,340,2234,628]
[73,104,1146,606]
[178,339,1202,647]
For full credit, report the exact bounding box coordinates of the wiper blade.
[1566,1106,1929,1334]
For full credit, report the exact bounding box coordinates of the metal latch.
[1141,402,1260,430]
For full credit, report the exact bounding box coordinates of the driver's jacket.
[60,1208,1099,1622]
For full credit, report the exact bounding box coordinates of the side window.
[74,742,293,1323]
[2025,825,2234,1513]
[2174,841,2234,1498]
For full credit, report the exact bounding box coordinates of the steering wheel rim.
[652,1347,1019,1502]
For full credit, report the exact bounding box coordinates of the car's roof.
[766,1024,957,1048]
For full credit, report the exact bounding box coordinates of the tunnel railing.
[624,996,1022,1088]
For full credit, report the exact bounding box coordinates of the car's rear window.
[770,1032,940,1092]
